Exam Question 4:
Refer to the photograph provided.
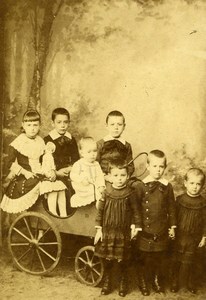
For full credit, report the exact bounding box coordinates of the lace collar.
[143,175,168,186]
[103,135,126,145]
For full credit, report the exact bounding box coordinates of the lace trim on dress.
[0,184,40,213]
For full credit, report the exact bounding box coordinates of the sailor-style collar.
[143,175,168,186]
[103,135,126,145]
[49,129,72,140]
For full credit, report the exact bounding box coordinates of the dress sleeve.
[167,183,177,227]
[71,137,80,164]
[70,161,85,183]
[129,188,142,228]
[95,163,105,187]
[7,146,22,176]
[125,143,135,176]
[95,192,106,227]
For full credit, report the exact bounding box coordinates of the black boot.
[138,274,150,296]
[119,275,128,297]
[170,276,178,293]
[187,271,197,294]
[152,274,164,293]
[101,273,111,295]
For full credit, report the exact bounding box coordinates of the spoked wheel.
[75,245,104,286]
[8,212,62,275]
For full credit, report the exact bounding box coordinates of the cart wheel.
[8,212,62,275]
[75,245,104,286]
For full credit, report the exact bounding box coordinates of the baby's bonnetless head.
[147,150,167,180]
[79,137,97,163]
[184,168,205,197]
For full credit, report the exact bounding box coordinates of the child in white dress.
[70,137,105,207]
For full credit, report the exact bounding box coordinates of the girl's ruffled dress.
[1,134,45,213]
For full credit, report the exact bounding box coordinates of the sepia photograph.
[0,0,206,299]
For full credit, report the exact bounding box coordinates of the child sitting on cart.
[70,137,105,208]
[43,107,79,217]
[1,110,46,213]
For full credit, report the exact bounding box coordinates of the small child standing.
[70,137,105,208]
[170,168,206,294]
[97,110,135,179]
[43,107,79,217]
[94,161,141,297]
[135,150,176,296]
[1,110,45,213]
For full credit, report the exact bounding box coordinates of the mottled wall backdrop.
[3,0,206,185]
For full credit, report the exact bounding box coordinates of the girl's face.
[106,116,125,138]
[80,142,97,163]
[109,167,128,188]
[22,121,40,138]
[184,175,203,196]
[52,114,70,135]
[147,156,166,180]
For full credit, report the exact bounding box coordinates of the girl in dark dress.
[1,110,45,213]
[94,160,141,297]
[171,168,206,294]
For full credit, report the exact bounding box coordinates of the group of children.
[1,108,206,297]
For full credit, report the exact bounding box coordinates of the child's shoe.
[119,276,128,297]
[138,274,150,296]
[101,274,111,295]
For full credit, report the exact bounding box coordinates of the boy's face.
[147,156,166,180]
[80,142,97,163]
[22,121,40,138]
[106,116,125,138]
[52,114,70,135]
[109,167,128,188]
[184,175,203,196]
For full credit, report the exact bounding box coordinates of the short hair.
[147,149,167,166]
[106,110,125,124]
[108,159,128,174]
[51,107,70,121]
[185,168,205,185]
[22,110,41,123]
[78,137,96,150]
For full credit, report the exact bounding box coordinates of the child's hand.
[46,170,56,182]
[198,237,206,248]
[56,168,69,178]
[98,186,105,194]
[131,224,139,239]
[168,227,175,239]
[21,169,35,179]
[94,228,102,245]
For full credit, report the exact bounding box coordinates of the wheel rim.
[8,212,62,275]
[75,245,104,286]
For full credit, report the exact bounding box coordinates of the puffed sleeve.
[167,183,177,227]
[6,146,22,176]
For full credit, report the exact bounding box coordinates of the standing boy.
[97,110,135,179]
[135,150,176,295]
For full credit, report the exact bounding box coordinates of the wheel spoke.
[36,249,46,271]
[85,250,91,263]
[13,227,32,243]
[40,226,51,239]
[92,261,101,267]
[23,217,34,239]
[38,242,58,246]
[35,217,40,239]
[92,267,101,276]
[11,243,30,246]
[78,257,88,265]
[76,267,85,272]
[90,270,95,283]
[17,247,32,262]
[30,248,35,271]
[38,246,56,262]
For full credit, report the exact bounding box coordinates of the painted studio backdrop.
[2,0,206,192]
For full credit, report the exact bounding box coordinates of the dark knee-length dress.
[95,183,141,261]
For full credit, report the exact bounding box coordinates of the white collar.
[49,129,72,140]
[103,135,126,145]
[143,175,168,186]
